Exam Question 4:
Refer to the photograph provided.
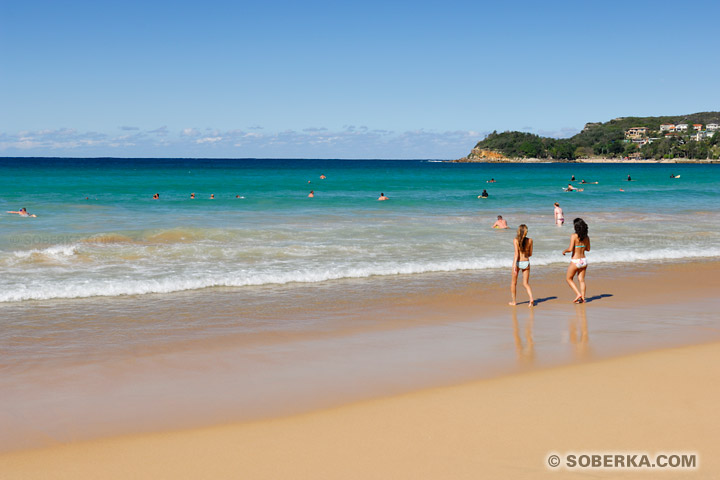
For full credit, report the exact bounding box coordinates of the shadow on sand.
[510,296,557,307]
[584,293,613,303]
[533,296,557,305]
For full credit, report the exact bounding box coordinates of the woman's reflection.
[512,307,535,366]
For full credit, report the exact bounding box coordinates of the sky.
[1,0,719,159]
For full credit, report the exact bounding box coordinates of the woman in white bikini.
[510,224,534,307]
[562,218,590,303]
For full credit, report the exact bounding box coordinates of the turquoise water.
[1,158,719,302]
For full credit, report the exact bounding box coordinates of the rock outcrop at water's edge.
[451,148,508,163]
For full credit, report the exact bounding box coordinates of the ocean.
[1,158,718,303]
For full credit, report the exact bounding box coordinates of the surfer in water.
[7,207,36,217]
[492,215,508,229]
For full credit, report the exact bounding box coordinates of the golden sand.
[1,341,717,479]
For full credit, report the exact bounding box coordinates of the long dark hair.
[516,224,529,254]
[573,218,588,241]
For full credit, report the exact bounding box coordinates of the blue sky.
[2,0,718,158]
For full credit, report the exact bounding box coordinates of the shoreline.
[2,340,718,478]
[2,259,719,458]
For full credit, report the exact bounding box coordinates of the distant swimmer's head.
[210,194,215,199]
[190,193,195,198]
[554,202,559,207]
[573,218,588,240]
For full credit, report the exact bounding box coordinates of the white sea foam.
[1,247,718,303]
[11,244,79,260]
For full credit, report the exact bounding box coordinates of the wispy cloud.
[0,126,490,159]
[120,126,140,131]
[149,126,169,136]
[180,128,201,137]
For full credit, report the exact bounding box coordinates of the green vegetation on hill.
[466,112,720,161]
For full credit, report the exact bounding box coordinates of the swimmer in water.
[210,194,215,199]
[478,189,489,198]
[487,178,496,183]
[190,193,195,199]
[320,174,326,179]
[153,193,160,199]
[492,215,508,229]
[308,190,314,198]
[571,175,576,181]
[627,174,632,181]
[7,208,37,217]
[378,193,389,201]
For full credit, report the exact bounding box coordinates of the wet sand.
[1,341,718,478]
[1,260,719,477]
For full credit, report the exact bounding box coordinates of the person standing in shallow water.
[509,224,534,307]
[562,218,591,303]
[554,202,564,226]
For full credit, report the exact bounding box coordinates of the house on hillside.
[693,130,717,141]
[707,123,720,131]
[693,124,703,131]
[660,124,675,132]
[691,131,706,141]
[675,123,689,131]
[625,127,648,139]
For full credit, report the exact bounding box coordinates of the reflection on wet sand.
[511,308,535,366]
[569,303,591,359]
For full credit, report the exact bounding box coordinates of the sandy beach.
[2,260,719,478]
[1,342,717,479]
